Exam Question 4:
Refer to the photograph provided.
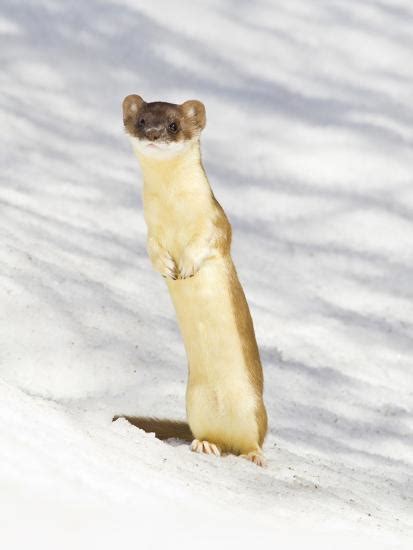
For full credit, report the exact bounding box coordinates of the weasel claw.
[191,439,221,457]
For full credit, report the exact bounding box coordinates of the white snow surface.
[1,0,412,548]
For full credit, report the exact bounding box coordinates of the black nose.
[146,128,161,141]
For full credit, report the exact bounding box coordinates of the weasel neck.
[136,140,211,195]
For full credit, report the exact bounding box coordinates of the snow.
[1,0,412,548]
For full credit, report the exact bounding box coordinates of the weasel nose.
[146,128,161,141]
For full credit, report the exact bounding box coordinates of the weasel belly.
[167,256,263,454]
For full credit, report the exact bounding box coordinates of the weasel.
[114,94,267,466]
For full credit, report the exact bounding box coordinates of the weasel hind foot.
[241,451,267,468]
[191,439,221,457]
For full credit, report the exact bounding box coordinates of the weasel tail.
[114,95,268,466]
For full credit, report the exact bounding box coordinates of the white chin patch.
[129,137,191,160]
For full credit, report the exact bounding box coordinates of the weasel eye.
[168,122,178,133]
[138,118,145,128]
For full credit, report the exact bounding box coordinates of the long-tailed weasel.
[114,95,267,466]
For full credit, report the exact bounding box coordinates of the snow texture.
[1,0,412,548]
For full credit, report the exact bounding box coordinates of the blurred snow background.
[0,0,412,548]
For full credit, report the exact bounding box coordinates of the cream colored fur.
[130,136,267,465]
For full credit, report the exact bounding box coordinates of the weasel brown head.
[122,94,206,159]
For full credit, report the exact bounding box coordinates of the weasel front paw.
[152,251,177,279]
[160,252,178,279]
[147,238,177,279]
[177,251,201,279]
[191,439,221,457]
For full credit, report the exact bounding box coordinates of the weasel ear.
[181,100,206,131]
[123,94,145,123]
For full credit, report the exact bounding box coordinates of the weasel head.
[122,95,206,160]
